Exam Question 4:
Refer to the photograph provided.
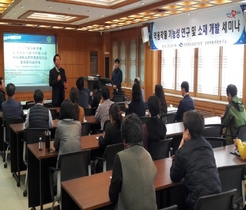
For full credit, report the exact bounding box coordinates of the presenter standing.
[49,54,67,107]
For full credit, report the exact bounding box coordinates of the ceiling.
[0,0,242,32]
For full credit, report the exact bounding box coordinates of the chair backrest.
[117,102,126,112]
[44,103,53,108]
[4,118,24,142]
[103,120,111,131]
[81,122,91,136]
[59,150,91,182]
[160,113,176,124]
[149,138,172,160]
[205,137,226,148]
[84,108,92,116]
[103,143,124,171]
[24,128,47,145]
[160,204,178,210]
[236,124,246,141]
[139,116,150,124]
[25,101,35,109]
[203,124,223,138]
[218,165,245,207]
[195,188,236,210]
[112,95,125,102]
[50,109,57,120]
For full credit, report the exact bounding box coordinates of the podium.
[83,76,99,91]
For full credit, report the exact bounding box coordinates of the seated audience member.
[134,77,145,102]
[95,87,114,130]
[54,99,81,163]
[2,83,23,120]
[175,81,194,122]
[76,77,90,108]
[170,111,222,210]
[109,114,157,210]
[125,83,145,117]
[69,87,84,123]
[155,84,167,115]
[0,77,5,111]
[25,89,53,129]
[221,84,246,145]
[98,103,122,151]
[90,81,102,109]
[142,96,166,151]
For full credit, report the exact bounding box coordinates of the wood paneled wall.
[0,26,104,101]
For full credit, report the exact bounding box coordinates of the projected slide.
[3,33,56,88]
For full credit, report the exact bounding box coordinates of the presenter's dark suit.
[49,67,66,107]
[175,94,194,122]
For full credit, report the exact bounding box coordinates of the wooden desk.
[81,134,100,150]
[27,142,57,210]
[61,144,246,210]
[62,158,174,210]
[85,115,99,124]
[9,119,58,187]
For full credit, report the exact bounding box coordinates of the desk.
[62,158,175,210]
[9,119,58,187]
[81,134,100,150]
[27,142,57,210]
[85,115,99,124]
[27,134,99,210]
[21,99,52,106]
[61,144,245,210]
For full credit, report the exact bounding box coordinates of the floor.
[0,154,59,210]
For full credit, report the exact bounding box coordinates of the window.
[161,45,245,100]
[161,48,176,90]
[197,47,220,95]
[221,45,244,98]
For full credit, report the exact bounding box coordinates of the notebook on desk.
[230,150,241,157]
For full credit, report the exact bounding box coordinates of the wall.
[0,26,103,101]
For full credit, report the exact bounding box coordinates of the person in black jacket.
[142,96,166,151]
[175,81,194,122]
[98,103,122,151]
[0,77,5,111]
[170,110,222,210]
[49,54,67,107]
[90,81,102,110]
[125,83,145,117]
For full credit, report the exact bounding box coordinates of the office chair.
[23,128,46,197]
[236,124,246,141]
[160,113,176,124]
[117,102,126,112]
[195,188,236,210]
[205,137,226,148]
[84,108,92,116]
[218,165,245,209]
[103,120,111,131]
[203,124,223,138]
[49,109,58,120]
[139,116,150,124]
[149,138,172,160]
[94,143,124,172]
[49,150,91,210]
[159,204,178,210]
[44,103,53,108]
[112,95,125,102]
[81,122,91,136]
[3,118,24,168]
[25,101,35,109]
